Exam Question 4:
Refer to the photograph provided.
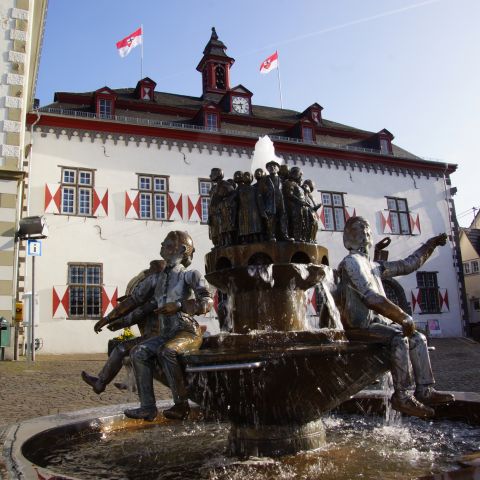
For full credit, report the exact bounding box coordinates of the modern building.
[0,0,48,359]
[24,28,467,353]
[460,211,480,337]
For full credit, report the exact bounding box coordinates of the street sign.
[27,240,42,256]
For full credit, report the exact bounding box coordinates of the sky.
[35,0,480,227]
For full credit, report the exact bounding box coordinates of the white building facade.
[24,29,467,353]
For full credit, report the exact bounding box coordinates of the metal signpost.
[27,239,42,361]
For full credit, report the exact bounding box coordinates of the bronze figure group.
[208,162,320,246]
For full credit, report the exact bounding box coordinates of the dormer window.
[206,112,218,130]
[302,103,323,127]
[94,87,117,118]
[302,126,314,143]
[141,85,152,100]
[98,98,112,118]
[135,77,157,101]
[380,138,389,153]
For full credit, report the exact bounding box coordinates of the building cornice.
[27,112,456,178]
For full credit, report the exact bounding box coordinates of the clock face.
[232,96,250,114]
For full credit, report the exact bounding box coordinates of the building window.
[302,126,314,143]
[473,299,480,311]
[68,263,102,318]
[416,271,440,314]
[321,192,345,231]
[386,197,411,235]
[137,174,169,220]
[472,260,479,273]
[464,262,471,274]
[199,179,212,223]
[206,112,218,130]
[98,98,112,118]
[380,138,390,154]
[60,167,94,216]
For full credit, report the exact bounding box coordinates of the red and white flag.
[259,51,279,74]
[116,27,142,58]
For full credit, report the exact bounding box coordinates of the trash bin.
[0,317,10,360]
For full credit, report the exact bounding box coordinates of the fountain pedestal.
[183,242,391,456]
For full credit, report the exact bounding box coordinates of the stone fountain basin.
[182,331,391,426]
[7,394,480,480]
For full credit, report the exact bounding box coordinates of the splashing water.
[31,414,480,480]
[250,135,284,175]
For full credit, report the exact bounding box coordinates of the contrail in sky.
[239,0,441,57]
[158,0,440,81]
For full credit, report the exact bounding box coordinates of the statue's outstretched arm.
[381,233,447,278]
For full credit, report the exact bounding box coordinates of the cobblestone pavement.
[0,354,170,428]
[0,338,479,430]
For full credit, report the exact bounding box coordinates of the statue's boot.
[124,406,157,421]
[163,401,190,420]
[415,385,455,405]
[391,391,434,418]
[81,371,105,394]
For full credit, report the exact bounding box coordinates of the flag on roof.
[259,51,279,74]
[116,27,142,58]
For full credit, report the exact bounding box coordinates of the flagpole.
[276,50,284,109]
[140,24,144,79]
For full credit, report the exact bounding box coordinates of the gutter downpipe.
[13,111,41,360]
[443,164,470,337]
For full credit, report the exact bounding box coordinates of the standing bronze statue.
[337,216,454,417]
[283,166,309,241]
[302,179,320,243]
[237,171,263,244]
[208,168,235,248]
[256,160,292,242]
[121,231,213,421]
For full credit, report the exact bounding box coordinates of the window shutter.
[45,184,61,214]
[93,187,108,217]
[317,206,326,230]
[52,286,69,318]
[439,288,449,312]
[125,191,140,218]
[344,206,356,220]
[411,288,423,314]
[379,211,393,234]
[187,194,202,222]
[101,286,118,317]
[306,287,317,316]
[168,192,183,221]
[409,212,421,235]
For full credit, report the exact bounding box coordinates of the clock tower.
[197,27,235,100]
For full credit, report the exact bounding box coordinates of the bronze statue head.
[254,168,264,181]
[243,171,253,185]
[289,166,303,182]
[302,179,315,193]
[266,160,280,174]
[233,170,244,185]
[279,164,290,180]
[209,168,224,182]
[161,231,195,267]
[343,216,372,253]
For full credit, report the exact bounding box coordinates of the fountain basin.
[7,394,480,480]
[181,332,391,455]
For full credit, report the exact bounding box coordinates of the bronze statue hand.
[402,317,416,337]
[155,301,181,315]
[428,233,447,247]
[94,317,109,333]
